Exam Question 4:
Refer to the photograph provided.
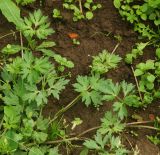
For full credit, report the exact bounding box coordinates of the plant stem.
[41,126,100,145]
[127,120,153,126]
[45,137,83,145]
[123,134,135,152]
[127,125,160,131]
[0,30,18,40]
[78,0,83,14]
[0,117,4,130]
[131,65,143,102]
[28,120,159,147]
[77,126,100,137]
[49,86,91,124]
[46,124,159,144]
[111,43,120,54]
[49,94,81,124]
[20,31,24,58]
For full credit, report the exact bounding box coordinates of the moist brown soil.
[0,0,160,154]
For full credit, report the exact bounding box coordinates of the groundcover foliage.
[0,0,159,154]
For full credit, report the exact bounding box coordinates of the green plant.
[0,1,55,50]
[53,9,62,19]
[73,50,141,118]
[73,75,106,108]
[73,49,122,108]
[1,0,159,154]
[0,0,24,29]
[53,54,74,72]
[22,9,54,40]
[91,49,122,74]
[148,135,160,145]
[84,0,102,20]
[133,57,160,105]
[83,132,128,155]
[35,41,56,55]
[71,117,83,130]
[63,0,102,21]
[1,44,22,55]
[74,75,141,119]
[81,111,128,154]
[72,38,80,45]
[0,51,70,154]
[113,0,160,40]
[98,111,125,135]
[147,117,160,145]
[14,0,35,5]
[125,42,149,64]
[134,60,155,91]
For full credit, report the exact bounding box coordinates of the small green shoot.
[71,117,83,130]
[53,9,62,19]
[91,49,122,75]
[72,38,80,45]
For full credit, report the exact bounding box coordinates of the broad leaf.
[29,147,44,155]
[0,0,23,28]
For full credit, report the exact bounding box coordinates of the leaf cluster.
[83,132,128,155]
[74,75,141,119]
[53,9,62,19]
[113,0,160,40]
[125,42,148,64]
[63,0,102,21]
[133,55,160,105]
[0,51,69,154]
[22,9,54,40]
[91,50,122,74]
[82,111,128,155]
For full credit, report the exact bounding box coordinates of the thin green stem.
[0,30,18,40]
[26,120,160,147]
[127,125,160,131]
[0,117,4,130]
[127,120,154,126]
[49,94,81,125]
[20,31,24,58]
[77,126,101,137]
[131,65,143,102]
[111,43,120,54]
[45,137,82,145]
[78,0,83,14]
[49,86,91,124]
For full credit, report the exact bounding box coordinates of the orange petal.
[68,33,79,39]
[149,114,155,121]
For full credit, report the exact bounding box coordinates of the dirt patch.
[0,0,160,154]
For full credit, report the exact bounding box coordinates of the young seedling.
[53,9,62,19]
[71,117,83,130]
[72,38,80,45]
[63,0,102,21]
